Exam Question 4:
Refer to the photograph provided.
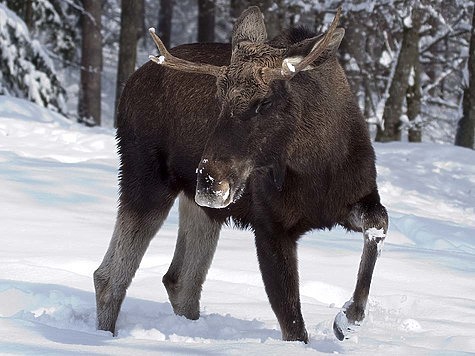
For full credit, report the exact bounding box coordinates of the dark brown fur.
[94,9,388,343]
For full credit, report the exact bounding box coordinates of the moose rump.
[93,7,388,343]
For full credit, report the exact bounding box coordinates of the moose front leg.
[94,198,173,335]
[163,194,221,320]
[334,191,388,340]
[254,230,308,343]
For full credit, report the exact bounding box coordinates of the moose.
[94,7,388,343]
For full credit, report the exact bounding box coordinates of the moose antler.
[261,6,343,83]
[148,28,225,77]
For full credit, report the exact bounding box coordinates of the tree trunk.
[263,0,284,40]
[114,0,141,127]
[230,0,247,21]
[339,4,367,97]
[375,8,422,142]
[407,62,422,142]
[198,0,215,42]
[407,13,422,143]
[24,0,33,31]
[7,0,34,30]
[158,0,173,48]
[137,0,145,43]
[455,7,475,149]
[78,0,102,126]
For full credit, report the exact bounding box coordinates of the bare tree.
[78,0,102,126]
[376,6,423,142]
[339,4,370,105]
[137,0,146,44]
[406,6,422,143]
[198,0,215,42]
[158,0,173,48]
[407,50,422,142]
[262,0,284,39]
[24,0,33,30]
[455,7,475,149]
[114,0,141,127]
[308,1,470,143]
[230,0,246,21]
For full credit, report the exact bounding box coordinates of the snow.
[0,4,66,114]
[333,299,360,341]
[221,187,230,201]
[0,96,475,354]
[283,58,297,73]
[365,228,386,240]
[408,66,415,87]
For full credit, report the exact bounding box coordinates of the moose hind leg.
[334,190,388,341]
[162,193,221,320]
[94,200,173,335]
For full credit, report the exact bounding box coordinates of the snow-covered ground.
[0,96,474,355]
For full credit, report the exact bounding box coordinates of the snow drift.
[0,96,474,354]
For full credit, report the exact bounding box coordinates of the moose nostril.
[217,179,229,191]
[215,180,230,201]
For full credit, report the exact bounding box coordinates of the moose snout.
[195,162,232,209]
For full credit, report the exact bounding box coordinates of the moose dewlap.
[94,6,388,343]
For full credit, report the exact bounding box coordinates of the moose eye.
[255,98,272,114]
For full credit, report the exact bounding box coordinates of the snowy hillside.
[0,96,474,355]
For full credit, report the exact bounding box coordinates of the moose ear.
[232,6,267,51]
[284,28,345,71]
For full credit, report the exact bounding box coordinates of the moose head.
[149,7,344,209]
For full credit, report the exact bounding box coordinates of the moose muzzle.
[195,158,251,209]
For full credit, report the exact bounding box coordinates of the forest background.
[0,0,474,148]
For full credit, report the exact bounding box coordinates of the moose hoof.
[173,306,200,320]
[333,310,361,341]
[283,328,309,343]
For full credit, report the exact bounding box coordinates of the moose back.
[94,7,388,342]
